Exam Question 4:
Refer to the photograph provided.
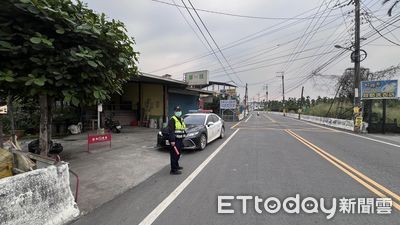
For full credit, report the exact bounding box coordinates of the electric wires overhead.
[152,0,345,20]
[178,0,240,85]
[149,0,399,100]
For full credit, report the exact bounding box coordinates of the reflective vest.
[172,116,186,138]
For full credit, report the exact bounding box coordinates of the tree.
[336,66,398,101]
[0,0,139,155]
[383,0,399,16]
[336,67,372,101]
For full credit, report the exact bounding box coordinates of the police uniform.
[168,114,186,173]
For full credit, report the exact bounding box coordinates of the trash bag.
[0,148,13,179]
[50,143,63,155]
[28,140,63,155]
[28,139,40,154]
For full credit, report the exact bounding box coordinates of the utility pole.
[299,86,304,120]
[276,72,285,116]
[265,84,269,111]
[353,0,362,132]
[244,83,248,117]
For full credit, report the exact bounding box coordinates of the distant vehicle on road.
[157,112,225,150]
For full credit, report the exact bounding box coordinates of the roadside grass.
[304,101,400,126]
[306,102,353,119]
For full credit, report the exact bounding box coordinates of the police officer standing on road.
[168,106,186,175]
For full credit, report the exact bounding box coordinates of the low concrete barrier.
[288,113,355,131]
[0,163,79,225]
[269,111,357,131]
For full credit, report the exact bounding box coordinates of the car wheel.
[199,134,207,150]
[219,127,225,139]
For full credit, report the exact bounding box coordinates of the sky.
[82,0,400,101]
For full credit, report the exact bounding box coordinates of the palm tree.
[383,0,399,16]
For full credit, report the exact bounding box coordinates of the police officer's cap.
[174,106,182,111]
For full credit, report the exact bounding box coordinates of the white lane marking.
[245,114,252,122]
[138,129,241,225]
[290,117,400,148]
[346,133,400,148]
[265,113,277,123]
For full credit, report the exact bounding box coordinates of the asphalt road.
[72,112,399,225]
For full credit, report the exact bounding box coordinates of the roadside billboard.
[361,80,398,100]
[225,89,237,96]
[220,100,237,109]
[184,70,209,86]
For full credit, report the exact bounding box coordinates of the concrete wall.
[287,113,355,131]
[269,111,359,131]
[0,163,79,225]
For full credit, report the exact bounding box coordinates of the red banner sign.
[87,133,112,152]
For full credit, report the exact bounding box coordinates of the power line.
[179,0,237,84]
[211,50,340,77]
[289,0,349,73]
[186,0,244,85]
[210,44,344,74]
[361,3,400,46]
[152,0,343,20]
[197,5,356,78]
[318,15,400,75]
[149,1,353,74]
[205,14,350,74]
[368,19,400,46]
[281,0,328,71]
[284,0,337,72]
[166,7,388,78]
[264,0,397,98]
[282,0,385,92]
[171,0,209,50]
[210,15,352,77]
[317,14,400,75]
[154,2,389,77]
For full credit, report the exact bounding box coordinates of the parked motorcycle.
[28,139,63,155]
[105,114,122,133]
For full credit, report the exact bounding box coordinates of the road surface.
[72,112,400,225]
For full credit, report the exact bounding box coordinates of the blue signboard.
[361,80,398,99]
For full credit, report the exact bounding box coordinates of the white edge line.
[245,114,252,122]
[291,117,400,148]
[138,128,241,225]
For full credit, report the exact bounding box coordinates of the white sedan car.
[157,112,225,150]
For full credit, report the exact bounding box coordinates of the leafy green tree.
[0,0,139,155]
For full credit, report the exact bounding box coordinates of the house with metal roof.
[91,73,213,128]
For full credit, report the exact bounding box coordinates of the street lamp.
[334,42,368,133]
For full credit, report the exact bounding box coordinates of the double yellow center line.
[285,129,400,211]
